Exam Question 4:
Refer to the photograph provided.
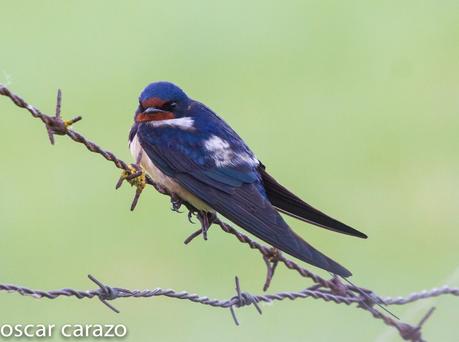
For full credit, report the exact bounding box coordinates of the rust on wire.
[1,84,459,341]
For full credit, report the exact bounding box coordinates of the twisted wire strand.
[0,281,358,307]
[382,286,459,305]
[1,277,457,309]
[1,84,458,342]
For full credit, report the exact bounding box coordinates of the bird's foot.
[187,210,195,224]
[170,195,184,213]
[115,164,146,211]
[183,211,216,244]
[197,211,216,240]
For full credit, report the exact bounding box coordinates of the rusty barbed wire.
[1,84,458,342]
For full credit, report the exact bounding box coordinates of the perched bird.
[128,81,367,277]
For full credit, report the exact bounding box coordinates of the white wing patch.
[204,135,232,166]
[204,135,259,167]
[147,117,195,130]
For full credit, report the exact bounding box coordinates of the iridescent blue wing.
[136,123,352,277]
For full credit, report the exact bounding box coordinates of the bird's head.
[135,82,190,123]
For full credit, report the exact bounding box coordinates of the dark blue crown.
[140,81,189,102]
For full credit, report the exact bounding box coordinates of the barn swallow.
[128,81,367,277]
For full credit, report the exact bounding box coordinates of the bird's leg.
[197,211,216,241]
[115,163,146,211]
[170,195,184,213]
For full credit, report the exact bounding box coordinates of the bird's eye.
[162,101,177,111]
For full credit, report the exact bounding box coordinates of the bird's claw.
[187,210,195,224]
[170,196,184,213]
[183,211,216,244]
[115,164,146,211]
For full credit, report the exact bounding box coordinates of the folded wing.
[136,123,353,276]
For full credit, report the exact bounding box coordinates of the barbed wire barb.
[87,275,121,314]
[229,276,263,326]
[1,84,458,341]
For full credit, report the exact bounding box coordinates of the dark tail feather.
[177,174,353,277]
[287,230,353,277]
[259,167,368,239]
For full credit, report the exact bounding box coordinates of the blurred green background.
[1,1,458,341]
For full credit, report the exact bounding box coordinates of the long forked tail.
[259,167,368,239]
[177,173,353,277]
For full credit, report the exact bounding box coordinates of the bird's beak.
[135,107,175,123]
[144,107,164,114]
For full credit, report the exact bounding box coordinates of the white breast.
[129,134,213,212]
